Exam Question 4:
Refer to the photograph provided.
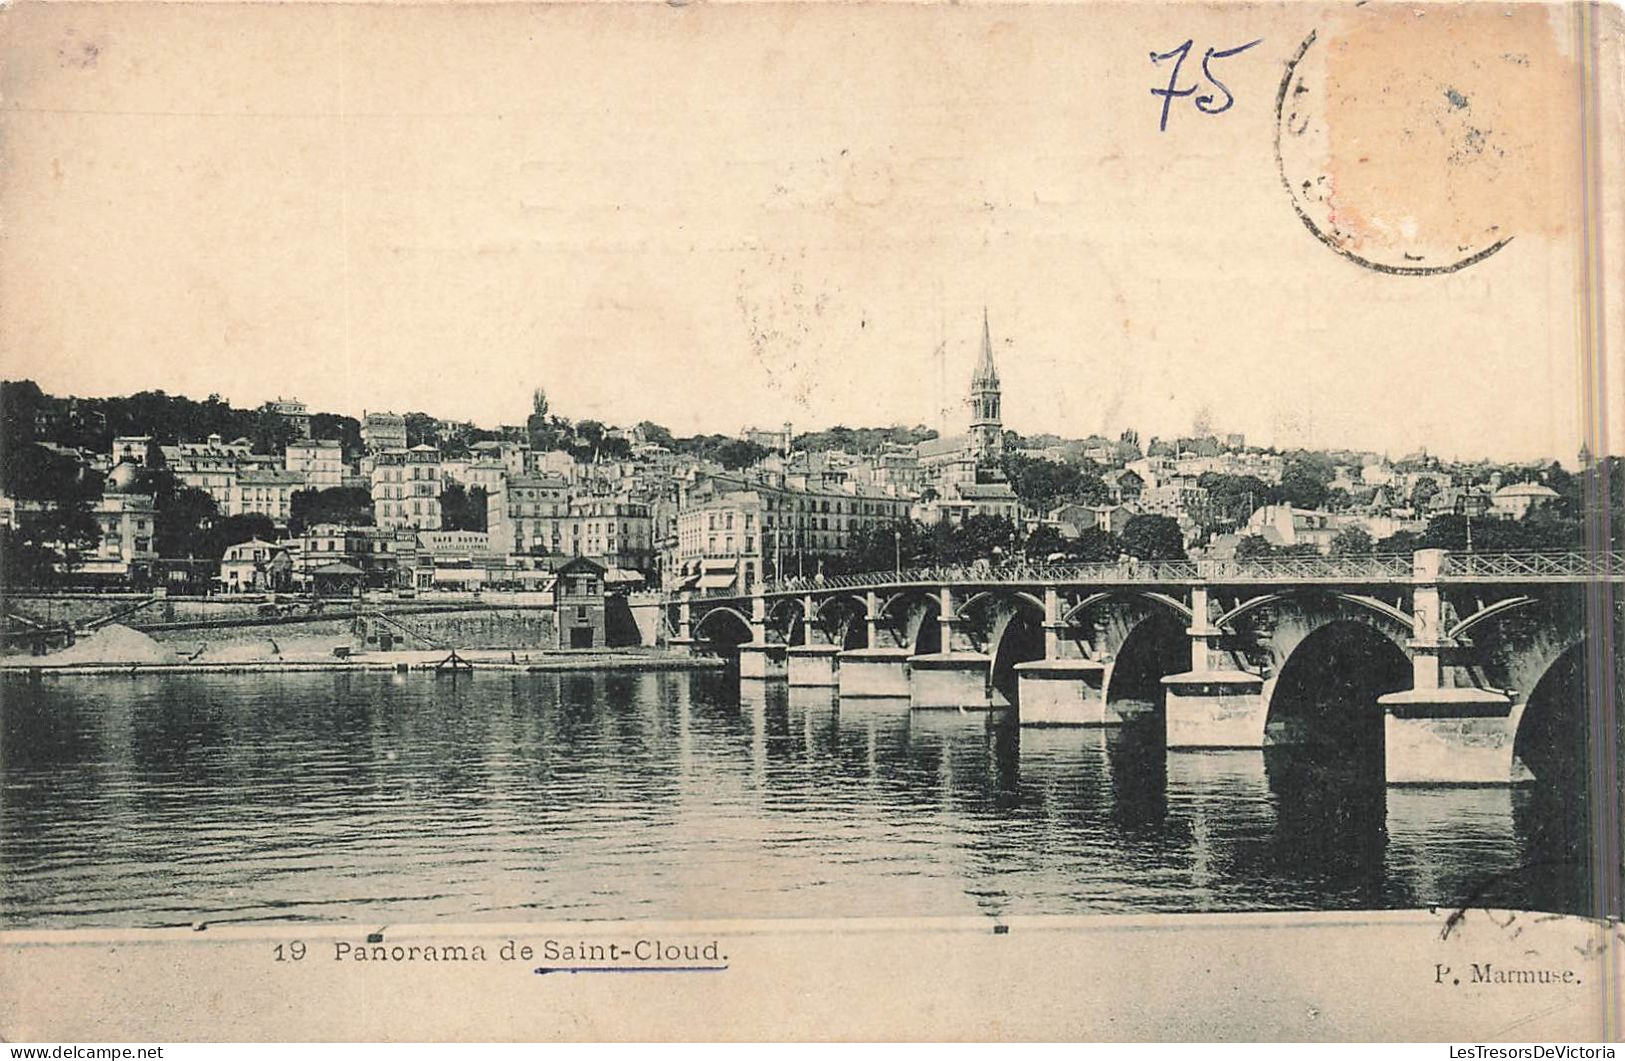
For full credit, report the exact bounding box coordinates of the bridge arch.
[1224,590,1414,681]
[766,597,804,645]
[1217,591,1413,637]
[1102,609,1190,723]
[1261,619,1411,751]
[877,588,940,654]
[966,591,1047,704]
[813,595,868,649]
[1512,637,1593,785]
[958,589,1047,623]
[690,606,753,646]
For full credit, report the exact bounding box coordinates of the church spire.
[973,306,999,386]
[967,308,1003,462]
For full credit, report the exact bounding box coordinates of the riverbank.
[1,645,722,676]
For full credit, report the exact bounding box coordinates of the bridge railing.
[740,550,1621,596]
[1442,550,1623,579]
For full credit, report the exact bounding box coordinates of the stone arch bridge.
[665,549,1622,786]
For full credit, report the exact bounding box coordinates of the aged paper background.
[1,0,1622,1041]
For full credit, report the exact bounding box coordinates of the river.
[0,670,1596,929]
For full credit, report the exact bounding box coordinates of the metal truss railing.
[676,551,1621,599]
[1443,550,1623,580]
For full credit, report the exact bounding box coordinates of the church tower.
[968,308,1003,460]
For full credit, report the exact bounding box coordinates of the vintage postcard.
[0,0,1621,1043]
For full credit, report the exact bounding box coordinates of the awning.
[603,568,645,585]
[701,558,737,572]
[311,562,364,577]
[673,574,700,591]
[697,572,737,590]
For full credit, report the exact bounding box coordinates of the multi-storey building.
[561,499,654,572]
[671,475,911,592]
[362,411,408,453]
[264,397,312,440]
[81,474,158,583]
[293,523,412,587]
[1139,479,1210,527]
[285,439,344,489]
[111,435,153,467]
[229,468,307,526]
[161,434,250,508]
[469,440,529,478]
[371,446,442,531]
[485,473,571,554]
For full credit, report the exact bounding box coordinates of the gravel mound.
[45,624,177,665]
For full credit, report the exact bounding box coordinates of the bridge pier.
[1162,671,1270,748]
[1014,658,1111,725]
[735,593,787,679]
[837,647,912,698]
[787,643,839,686]
[667,596,696,654]
[1380,689,1525,785]
[1377,550,1527,785]
[908,588,995,708]
[1163,587,1269,748]
[738,642,788,680]
[1013,586,1115,725]
[909,651,993,708]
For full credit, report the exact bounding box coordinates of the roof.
[955,482,1017,499]
[1494,482,1559,498]
[972,307,999,386]
[556,556,606,575]
[238,468,306,485]
[916,434,970,458]
[309,561,364,576]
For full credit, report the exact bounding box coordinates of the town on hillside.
[1,315,1618,600]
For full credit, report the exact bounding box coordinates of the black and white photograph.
[0,0,1620,1043]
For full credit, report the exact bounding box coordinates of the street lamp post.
[893,527,901,577]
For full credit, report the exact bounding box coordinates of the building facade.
[371,446,443,531]
[362,411,409,453]
[486,473,572,555]
[229,468,307,526]
[285,439,345,489]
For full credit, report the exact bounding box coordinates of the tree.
[403,412,439,448]
[203,514,277,558]
[1197,472,1274,528]
[1376,530,1424,554]
[310,413,363,460]
[251,410,297,456]
[289,486,374,535]
[1070,527,1126,562]
[1234,534,1279,560]
[714,439,771,470]
[1121,514,1186,560]
[635,421,676,449]
[131,469,220,559]
[845,520,934,573]
[440,483,489,532]
[929,515,1017,565]
[1021,523,1069,559]
[1276,465,1329,510]
[1329,525,1375,555]
[1410,478,1441,512]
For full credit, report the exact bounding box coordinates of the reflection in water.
[0,671,1592,929]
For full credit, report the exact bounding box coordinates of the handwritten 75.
[1150,39,1264,132]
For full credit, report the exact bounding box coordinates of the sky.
[2,2,1617,463]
